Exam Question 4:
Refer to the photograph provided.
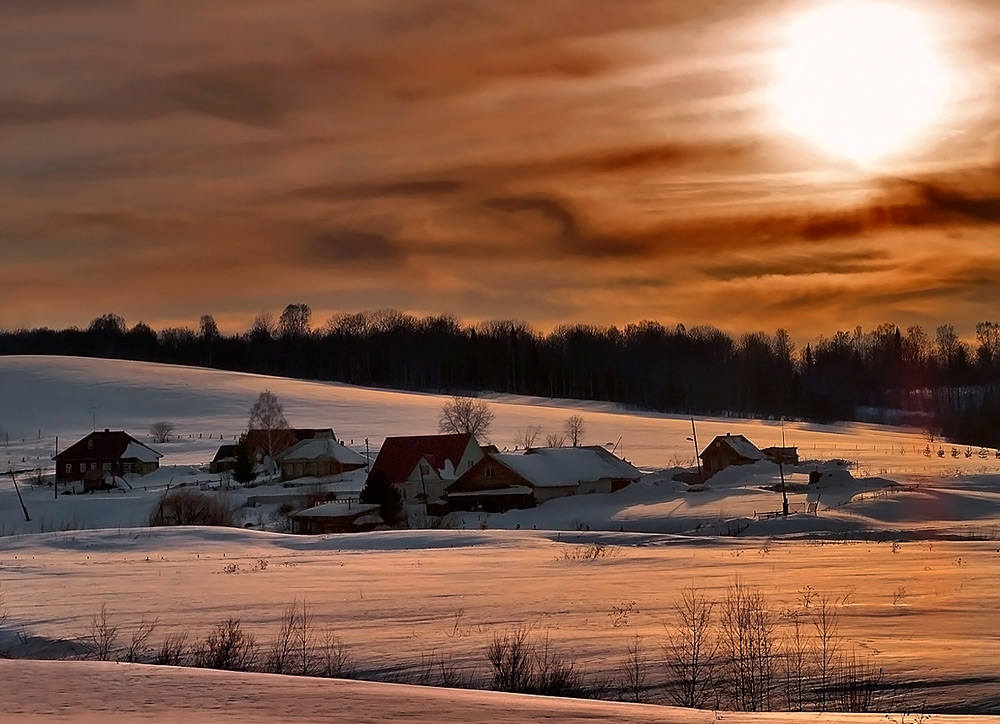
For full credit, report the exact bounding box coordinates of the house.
[289,502,383,534]
[209,444,239,473]
[446,446,642,512]
[275,438,367,481]
[244,428,337,458]
[367,433,484,506]
[53,429,162,482]
[699,433,765,478]
[762,446,799,466]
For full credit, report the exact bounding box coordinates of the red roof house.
[53,429,162,482]
[367,433,484,506]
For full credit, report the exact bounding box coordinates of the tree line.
[3,305,1000,445]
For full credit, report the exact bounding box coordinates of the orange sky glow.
[1,0,998,340]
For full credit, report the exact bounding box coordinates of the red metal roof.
[53,430,160,462]
[369,433,476,484]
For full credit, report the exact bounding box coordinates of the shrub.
[149,489,234,527]
[192,618,258,671]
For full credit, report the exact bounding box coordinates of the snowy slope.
[9,660,996,724]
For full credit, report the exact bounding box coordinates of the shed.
[289,502,383,534]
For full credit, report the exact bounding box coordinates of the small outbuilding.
[288,502,383,534]
[54,429,162,482]
[209,444,239,473]
[762,446,799,466]
[699,433,765,478]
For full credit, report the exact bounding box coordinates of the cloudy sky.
[2,0,998,339]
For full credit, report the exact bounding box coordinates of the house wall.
[534,485,578,504]
[577,478,614,495]
[56,458,158,482]
[281,459,362,481]
[449,458,531,494]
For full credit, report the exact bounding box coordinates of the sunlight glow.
[768,1,953,166]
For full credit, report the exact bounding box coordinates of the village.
[43,412,804,536]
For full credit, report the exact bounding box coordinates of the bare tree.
[813,594,840,711]
[664,586,718,709]
[248,390,291,471]
[123,616,159,663]
[514,425,542,449]
[618,634,649,703]
[84,604,121,661]
[148,421,175,444]
[545,432,567,448]
[439,396,494,438]
[719,578,776,712]
[279,303,312,338]
[564,415,586,447]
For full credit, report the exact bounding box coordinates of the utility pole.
[365,438,370,473]
[10,470,30,522]
[779,418,789,517]
[54,436,58,499]
[690,417,703,483]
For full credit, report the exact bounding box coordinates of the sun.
[768,1,953,167]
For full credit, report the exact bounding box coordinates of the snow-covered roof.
[123,440,163,462]
[493,447,641,488]
[276,438,367,466]
[703,434,765,461]
[448,485,533,497]
[291,502,381,518]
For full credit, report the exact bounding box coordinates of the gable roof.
[54,430,162,463]
[369,433,477,485]
[490,446,641,488]
[290,502,381,519]
[212,444,239,463]
[244,428,335,456]
[276,437,367,466]
[700,434,765,462]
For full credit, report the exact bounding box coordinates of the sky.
[1,0,998,340]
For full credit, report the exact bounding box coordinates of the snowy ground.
[8,659,998,724]
[1,527,999,712]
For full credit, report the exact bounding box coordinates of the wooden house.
[446,446,641,512]
[53,429,162,482]
[699,433,765,478]
[275,438,367,481]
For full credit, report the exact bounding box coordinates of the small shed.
[762,446,799,466]
[699,433,765,478]
[289,502,383,534]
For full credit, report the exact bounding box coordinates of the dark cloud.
[704,250,895,281]
[307,228,406,264]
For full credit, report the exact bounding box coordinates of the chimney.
[104,428,110,433]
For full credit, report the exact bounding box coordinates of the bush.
[149,489,234,527]
[192,618,258,671]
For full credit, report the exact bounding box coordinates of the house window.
[80,463,87,473]
[65,464,72,474]
[87,439,94,450]
[485,467,496,477]
[102,463,111,471]
[123,463,133,474]
[420,463,430,476]
[90,463,97,470]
